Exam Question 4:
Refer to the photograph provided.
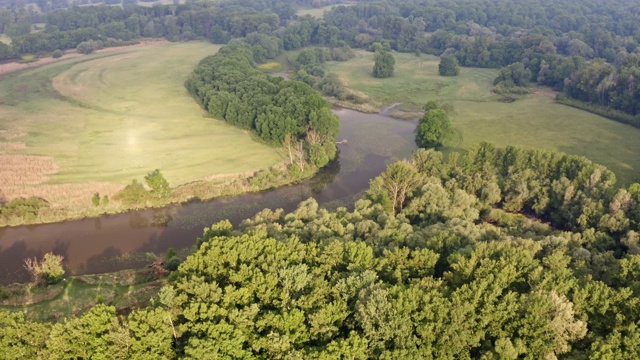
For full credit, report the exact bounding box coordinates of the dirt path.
[0,39,170,77]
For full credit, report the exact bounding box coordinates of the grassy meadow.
[296,4,346,18]
[326,50,640,184]
[0,42,283,217]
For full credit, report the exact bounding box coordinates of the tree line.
[3,144,640,357]
[6,0,638,124]
[185,43,339,170]
[317,0,640,123]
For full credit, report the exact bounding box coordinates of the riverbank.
[1,162,319,228]
[0,109,419,285]
[0,42,294,228]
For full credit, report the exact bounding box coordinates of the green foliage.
[186,44,339,170]
[101,195,109,207]
[164,257,181,272]
[92,192,100,207]
[24,253,65,285]
[0,310,50,359]
[52,49,63,58]
[45,304,123,358]
[438,55,460,76]
[6,144,640,357]
[415,102,456,149]
[19,54,36,63]
[144,169,171,198]
[556,94,640,129]
[494,62,532,87]
[0,197,47,221]
[114,179,149,206]
[372,50,395,78]
[76,40,103,55]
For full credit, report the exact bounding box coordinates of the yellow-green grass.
[138,0,184,6]
[326,50,640,184]
[296,4,347,18]
[326,51,497,110]
[0,42,282,204]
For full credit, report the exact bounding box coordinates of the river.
[0,109,417,284]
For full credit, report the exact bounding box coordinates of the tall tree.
[372,50,395,78]
[438,55,460,76]
[415,102,456,149]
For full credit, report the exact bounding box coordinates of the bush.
[114,179,149,205]
[439,55,460,76]
[0,197,47,221]
[144,169,171,198]
[76,41,95,54]
[19,54,37,63]
[24,253,65,285]
[52,49,63,58]
[164,256,181,272]
[76,40,103,55]
[92,192,100,207]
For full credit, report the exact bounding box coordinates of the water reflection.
[0,109,417,284]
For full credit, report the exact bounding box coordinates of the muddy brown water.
[0,109,417,284]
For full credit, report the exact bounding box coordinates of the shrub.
[164,256,181,272]
[24,253,65,285]
[92,193,100,207]
[144,169,171,198]
[0,197,47,221]
[20,54,37,63]
[76,40,103,55]
[439,55,460,76]
[114,179,149,205]
[52,49,63,58]
[76,41,95,54]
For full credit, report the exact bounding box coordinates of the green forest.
[2,0,640,357]
[1,0,639,123]
[185,43,339,169]
[3,144,640,358]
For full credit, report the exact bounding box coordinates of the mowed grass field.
[0,42,282,207]
[326,50,640,184]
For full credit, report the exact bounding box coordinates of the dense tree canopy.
[2,0,639,124]
[185,43,339,169]
[4,144,640,357]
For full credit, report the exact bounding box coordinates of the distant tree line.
[317,0,640,122]
[2,0,640,123]
[3,144,640,357]
[185,43,339,170]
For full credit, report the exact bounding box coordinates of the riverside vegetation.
[2,0,640,356]
[4,0,640,225]
[3,144,640,357]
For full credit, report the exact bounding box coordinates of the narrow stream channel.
[0,109,417,284]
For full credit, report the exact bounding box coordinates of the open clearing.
[296,4,347,18]
[0,42,282,208]
[326,50,640,184]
